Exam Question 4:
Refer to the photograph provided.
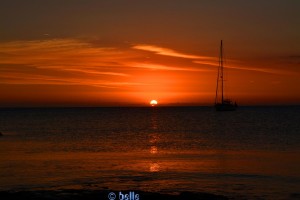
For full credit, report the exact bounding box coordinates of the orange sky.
[0,1,300,106]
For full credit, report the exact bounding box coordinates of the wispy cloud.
[0,39,291,95]
[133,44,213,60]
[193,61,289,74]
[1,39,217,87]
[38,67,129,77]
[132,44,293,75]
[2,39,212,90]
[0,70,142,89]
[125,62,211,72]
[0,39,129,69]
[0,39,137,87]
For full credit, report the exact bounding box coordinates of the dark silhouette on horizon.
[215,40,237,111]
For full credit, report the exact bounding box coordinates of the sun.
[150,100,158,106]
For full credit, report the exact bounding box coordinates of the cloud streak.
[1,39,222,88]
[0,39,138,87]
[193,61,289,74]
[126,62,211,72]
[1,39,215,91]
[133,44,213,60]
[0,38,293,99]
[133,44,291,75]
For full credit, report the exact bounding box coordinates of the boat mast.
[220,40,224,103]
[215,40,224,105]
[215,51,220,105]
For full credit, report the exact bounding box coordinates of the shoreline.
[0,189,229,200]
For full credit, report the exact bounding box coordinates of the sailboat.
[215,40,237,111]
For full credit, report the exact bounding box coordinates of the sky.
[0,0,300,106]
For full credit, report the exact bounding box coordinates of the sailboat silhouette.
[215,40,237,111]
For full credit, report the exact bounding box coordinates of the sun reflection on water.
[148,110,161,172]
[149,162,160,172]
[150,146,158,154]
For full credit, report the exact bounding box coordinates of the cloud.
[1,39,211,89]
[0,69,142,89]
[133,44,293,75]
[193,60,290,75]
[0,39,129,68]
[0,39,216,87]
[193,60,219,67]
[0,39,136,87]
[1,39,290,93]
[126,62,211,72]
[38,67,129,77]
[133,44,213,60]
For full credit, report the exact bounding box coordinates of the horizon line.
[1,104,300,109]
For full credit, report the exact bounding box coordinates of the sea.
[0,106,299,199]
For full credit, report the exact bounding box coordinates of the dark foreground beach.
[0,190,229,200]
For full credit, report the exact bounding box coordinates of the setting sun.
[150,100,158,106]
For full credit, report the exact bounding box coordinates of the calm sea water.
[0,106,299,199]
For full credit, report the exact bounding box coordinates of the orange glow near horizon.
[0,39,300,106]
[1,1,300,106]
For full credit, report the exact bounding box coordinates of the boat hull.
[215,103,237,111]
